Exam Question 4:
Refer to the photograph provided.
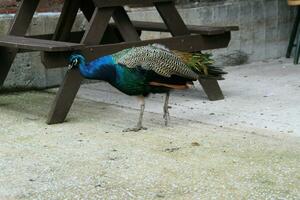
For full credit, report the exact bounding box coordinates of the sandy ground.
[0,59,300,199]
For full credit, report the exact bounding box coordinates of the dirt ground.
[0,91,299,199]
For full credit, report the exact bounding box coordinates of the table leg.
[0,47,16,86]
[198,79,224,101]
[41,0,80,67]
[47,69,82,124]
[154,1,190,36]
[52,0,81,41]
[155,2,224,100]
[46,0,81,124]
[294,31,300,64]
[287,6,300,59]
[47,7,115,124]
[80,0,95,21]
[0,0,39,86]
[80,2,123,44]
[112,6,141,41]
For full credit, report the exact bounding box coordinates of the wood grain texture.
[93,0,173,7]
[0,35,84,51]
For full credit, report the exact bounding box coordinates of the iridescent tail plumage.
[173,51,227,80]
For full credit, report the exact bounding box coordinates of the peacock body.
[69,44,226,131]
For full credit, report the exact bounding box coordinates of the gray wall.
[129,0,295,65]
[0,0,296,88]
[0,13,85,88]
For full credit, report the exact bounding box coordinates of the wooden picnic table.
[0,0,238,124]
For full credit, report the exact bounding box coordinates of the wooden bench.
[0,35,84,52]
[0,0,238,124]
[0,22,237,52]
[132,21,239,35]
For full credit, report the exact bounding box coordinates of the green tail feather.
[186,53,227,80]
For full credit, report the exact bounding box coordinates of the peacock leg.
[123,96,147,132]
[163,92,170,126]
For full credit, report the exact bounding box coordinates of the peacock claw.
[122,126,147,132]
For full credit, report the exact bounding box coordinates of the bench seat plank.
[132,21,239,35]
[93,0,173,7]
[0,22,237,53]
[42,31,231,69]
[0,35,84,52]
[28,21,238,42]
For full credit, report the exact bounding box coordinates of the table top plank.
[112,7,141,41]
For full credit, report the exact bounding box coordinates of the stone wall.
[0,0,296,88]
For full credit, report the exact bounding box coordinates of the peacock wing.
[115,44,198,80]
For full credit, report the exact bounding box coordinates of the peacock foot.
[122,126,147,132]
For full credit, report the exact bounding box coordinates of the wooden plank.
[101,25,125,44]
[131,21,239,35]
[155,2,189,36]
[27,31,84,42]
[287,6,300,58]
[112,7,141,41]
[24,26,126,51]
[46,68,83,124]
[198,79,224,101]
[82,7,115,45]
[9,0,40,36]
[24,17,237,46]
[93,0,173,7]
[13,20,237,52]
[52,0,80,41]
[84,32,230,60]
[80,1,124,44]
[43,32,230,68]
[0,36,84,51]
[80,0,95,21]
[40,0,80,79]
[47,6,115,124]
[0,47,16,86]
[0,0,39,86]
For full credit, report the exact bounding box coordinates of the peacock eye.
[72,59,79,66]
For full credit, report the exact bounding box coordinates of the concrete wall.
[0,0,296,88]
[0,13,85,88]
[128,0,295,65]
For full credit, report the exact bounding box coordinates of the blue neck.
[78,55,117,82]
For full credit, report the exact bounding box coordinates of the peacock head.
[68,53,86,69]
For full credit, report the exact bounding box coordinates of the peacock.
[68,44,226,132]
